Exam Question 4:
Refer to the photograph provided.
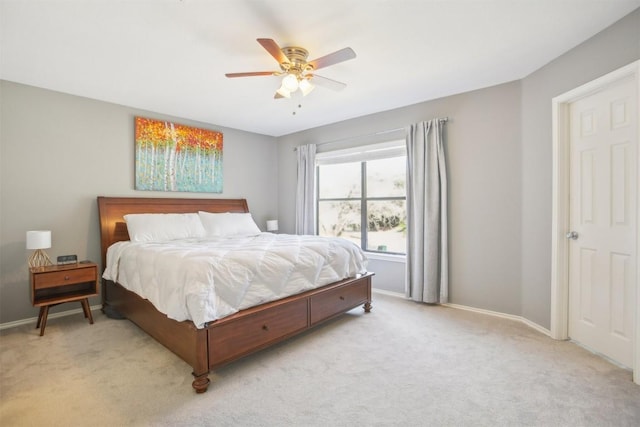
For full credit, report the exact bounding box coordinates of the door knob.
[566,231,579,240]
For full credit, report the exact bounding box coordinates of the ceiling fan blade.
[225,71,275,78]
[308,47,356,70]
[274,92,285,99]
[257,38,290,65]
[310,74,347,91]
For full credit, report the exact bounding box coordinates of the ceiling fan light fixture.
[276,85,291,98]
[299,78,314,96]
[282,73,299,91]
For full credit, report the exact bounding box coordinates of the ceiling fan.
[225,38,356,99]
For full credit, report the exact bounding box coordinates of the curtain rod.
[294,117,448,150]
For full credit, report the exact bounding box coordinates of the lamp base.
[28,249,53,268]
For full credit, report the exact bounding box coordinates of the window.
[316,141,406,254]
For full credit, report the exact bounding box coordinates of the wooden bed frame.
[97,196,372,393]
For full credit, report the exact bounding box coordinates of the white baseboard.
[443,302,552,337]
[0,305,102,331]
[371,288,405,298]
[2,296,552,339]
[371,288,551,337]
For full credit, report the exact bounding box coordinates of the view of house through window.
[316,141,407,254]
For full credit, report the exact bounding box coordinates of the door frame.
[550,60,639,384]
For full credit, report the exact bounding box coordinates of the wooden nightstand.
[29,262,99,336]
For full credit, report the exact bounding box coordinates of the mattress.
[103,233,368,328]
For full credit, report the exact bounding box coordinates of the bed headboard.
[97,196,249,270]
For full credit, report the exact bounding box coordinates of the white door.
[567,75,637,367]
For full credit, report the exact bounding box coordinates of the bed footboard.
[104,273,373,393]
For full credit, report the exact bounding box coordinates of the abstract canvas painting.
[135,117,223,192]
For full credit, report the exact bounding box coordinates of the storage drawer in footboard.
[208,298,308,368]
[309,279,369,325]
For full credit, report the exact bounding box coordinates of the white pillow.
[198,211,261,237]
[124,213,205,243]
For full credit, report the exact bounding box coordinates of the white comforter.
[103,233,368,328]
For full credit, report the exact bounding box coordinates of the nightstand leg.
[36,307,45,329]
[81,300,89,318]
[81,299,94,325]
[39,306,50,336]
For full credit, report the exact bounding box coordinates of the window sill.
[365,252,406,263]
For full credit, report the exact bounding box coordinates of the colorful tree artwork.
[135,117,223,193]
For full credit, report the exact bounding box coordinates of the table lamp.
[27,230,53,268]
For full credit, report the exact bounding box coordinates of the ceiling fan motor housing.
[280,46,313,74]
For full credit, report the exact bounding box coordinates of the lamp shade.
[26,230,51,250]
[266,220,279,232]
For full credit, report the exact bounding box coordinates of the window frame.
[315,140,407,255]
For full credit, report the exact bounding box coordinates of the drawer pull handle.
[262,324,269,331]
[64,276,70,281]
[339,296,345,300]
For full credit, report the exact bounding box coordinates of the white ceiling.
[1,0,639,137]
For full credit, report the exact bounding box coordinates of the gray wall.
[520,9,640,328]
[277,81,523,313]
[0,82,277,323]
[277,8,640,326]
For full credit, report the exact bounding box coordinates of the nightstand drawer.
[33,267,96,290]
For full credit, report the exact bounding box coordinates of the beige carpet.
[1,293,639,427]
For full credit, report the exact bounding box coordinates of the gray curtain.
[295,144,316,235]
[405,119,448,303]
